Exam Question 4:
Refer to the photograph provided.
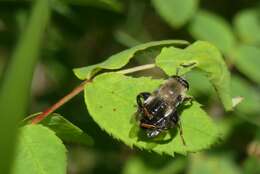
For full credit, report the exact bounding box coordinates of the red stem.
[31,79,91,124]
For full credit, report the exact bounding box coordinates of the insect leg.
[140,123,162,138]
[177,121,186,146]
[183,96,193,105]
[168,110,185,145]
[136,92,151,108]
[140,123,156,129]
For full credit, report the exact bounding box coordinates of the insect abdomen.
[145,97,167,118]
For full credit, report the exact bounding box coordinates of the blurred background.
[0,0,259,174]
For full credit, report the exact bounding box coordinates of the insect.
[136,75,192,145]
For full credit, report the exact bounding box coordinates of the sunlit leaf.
[152,0,198,28]
[84,73,220,156]
[73,40,189,80]
[11,125,67,174]
[155,41,232,110]
[189,11,236,54]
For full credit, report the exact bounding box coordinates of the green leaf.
[234,9,260,46]
[186,70,214,97]
[123,156,186,174]
[84,73,220,156]
[188,153,241,174]
[243,156,260,174]
[189,11,236,54]
[11,125,67,174]
[231,75,260,126]
[233,44,260,85]
[0,0,51,173]
[123,157,155,174]
[152,0,198,28]
[73,40,189,80]
[41,113,94,146]
[155,41,232,110]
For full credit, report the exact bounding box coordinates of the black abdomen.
[145,97,167,120]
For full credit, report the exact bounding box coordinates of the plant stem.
[31,79,91,124]
[31,63,156,124]
[116,63,155,74]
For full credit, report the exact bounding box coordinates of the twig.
[31,79,91,124]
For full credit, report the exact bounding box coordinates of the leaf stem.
[31,79,91,124]
[117,63,155,74]
[31,63,156,124]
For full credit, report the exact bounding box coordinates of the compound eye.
[183,80,189,89]
[177,95,183,102]
[171,76,189,89]
[179,77,189,89]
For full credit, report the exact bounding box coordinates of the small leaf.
[189,11,236,54]
[188,153,241,174]
[84,73,220,156]
[234,9,260,46]
[11,125,67,174]
[41,113,94,146]
[155,41,232,110]
[73,40,189,80]
[152,0,198,28]
[233,44,260,85]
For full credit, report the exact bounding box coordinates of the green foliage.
[152,0,198,28]
[73,40,188,80]
[11,125,67,174]
[189,11,236,54]
[1,0,259,173]
[188,154,241,174]
[123,157,155,174]
[84,73,220,156]
[234,9,260,45]
[61,0,123,12]
[123,156,186,174]
[243,156,260,174]
[231,76,260,126]
[41,113,94,145]
[0,0,51,173]
[155,41,232,110]
[233,44,260,85]
[186,70,214,97]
